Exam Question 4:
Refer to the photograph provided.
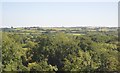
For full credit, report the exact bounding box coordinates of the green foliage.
[2,33,27,71]
[2,30,119,72]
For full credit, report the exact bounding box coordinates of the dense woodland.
[1,27,120,72]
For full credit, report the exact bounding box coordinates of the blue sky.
[1,0,119,27]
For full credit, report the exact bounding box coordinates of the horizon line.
[0,26,118,28]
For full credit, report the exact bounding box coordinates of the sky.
[1,0,119,27]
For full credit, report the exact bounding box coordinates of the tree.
[2,33,28,71]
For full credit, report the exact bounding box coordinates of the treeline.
[1,31,120,72]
